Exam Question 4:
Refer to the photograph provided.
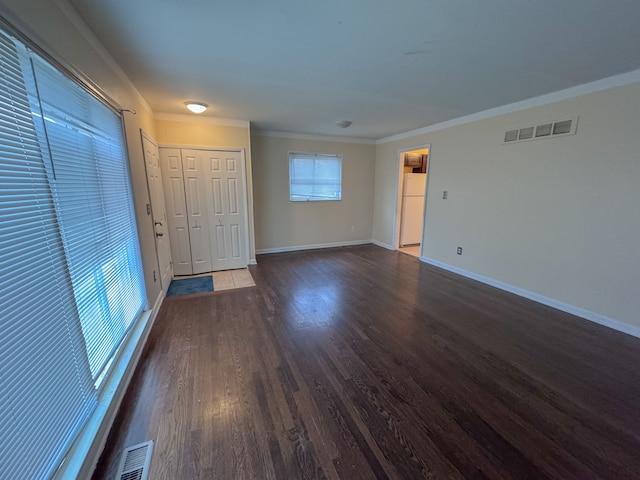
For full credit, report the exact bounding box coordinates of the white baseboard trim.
[58,290,166,480]
[256,239,372,255]
[248,258,258,265]
[371,239,394,250]
[419,256,640,339]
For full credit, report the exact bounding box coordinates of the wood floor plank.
[92,245,640,480]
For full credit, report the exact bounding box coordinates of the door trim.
[160,143,256,266]
[159,143,246,151]
[393,143,431,253]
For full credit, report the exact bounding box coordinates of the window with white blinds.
[30,54,145,378]
[289,152,342,201]
[0,28,145,480]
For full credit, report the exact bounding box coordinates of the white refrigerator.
[400,173,426,246]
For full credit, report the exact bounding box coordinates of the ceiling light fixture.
[185,102,208,114]
[335,120,352,129]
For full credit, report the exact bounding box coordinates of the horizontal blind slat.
[1,31,97,480]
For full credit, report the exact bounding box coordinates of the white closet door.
[160,147,249,275]
[159,148,193,275]
[182,149,213,274]
[203,150,248,270]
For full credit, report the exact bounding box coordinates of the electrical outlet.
[443,191,448,199]
[350,225,356,233]
[456,246,462,255]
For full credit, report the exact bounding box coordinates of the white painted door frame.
[160,145,251,273]
[393,143,431,255]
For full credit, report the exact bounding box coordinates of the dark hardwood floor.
[91,245,640,479]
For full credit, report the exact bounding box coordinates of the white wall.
[251,134,375,252]
[373,80,640,329]
[0,0,162,303]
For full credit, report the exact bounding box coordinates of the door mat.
[166,276,214,297]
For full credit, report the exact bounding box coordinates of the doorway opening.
[394,144,430,258]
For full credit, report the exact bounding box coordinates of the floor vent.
[115,441,153,480]
[503,117,578,144]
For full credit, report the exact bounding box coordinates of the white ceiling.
[68,0,640,139]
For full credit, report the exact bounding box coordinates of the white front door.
[159,148,193,275]
[141,132,172,289]
[202,150,248,270]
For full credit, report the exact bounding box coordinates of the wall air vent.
[535,123,552,137]
[553,119,572,135]
[504,129,519,142]
[502,117,578,144]
[518,127,534,140]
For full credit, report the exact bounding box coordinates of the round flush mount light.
[185,102,208,114]
[335,120,352,129]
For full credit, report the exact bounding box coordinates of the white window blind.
[30,55,145,378]
[0,32,96,480]
[0,28,145,480]
[289,152,342,201]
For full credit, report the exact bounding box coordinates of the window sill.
[53,292,164,479]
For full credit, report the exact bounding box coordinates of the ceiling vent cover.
[115,441,153,480]
[503,117,578,144]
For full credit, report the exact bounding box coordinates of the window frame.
[0,24,147,480]
[288,151,343,202]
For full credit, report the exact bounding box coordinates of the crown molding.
[154,112,249,128]
[54,0,154,117]
[377,68,640,144]
[253,130,376,145]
